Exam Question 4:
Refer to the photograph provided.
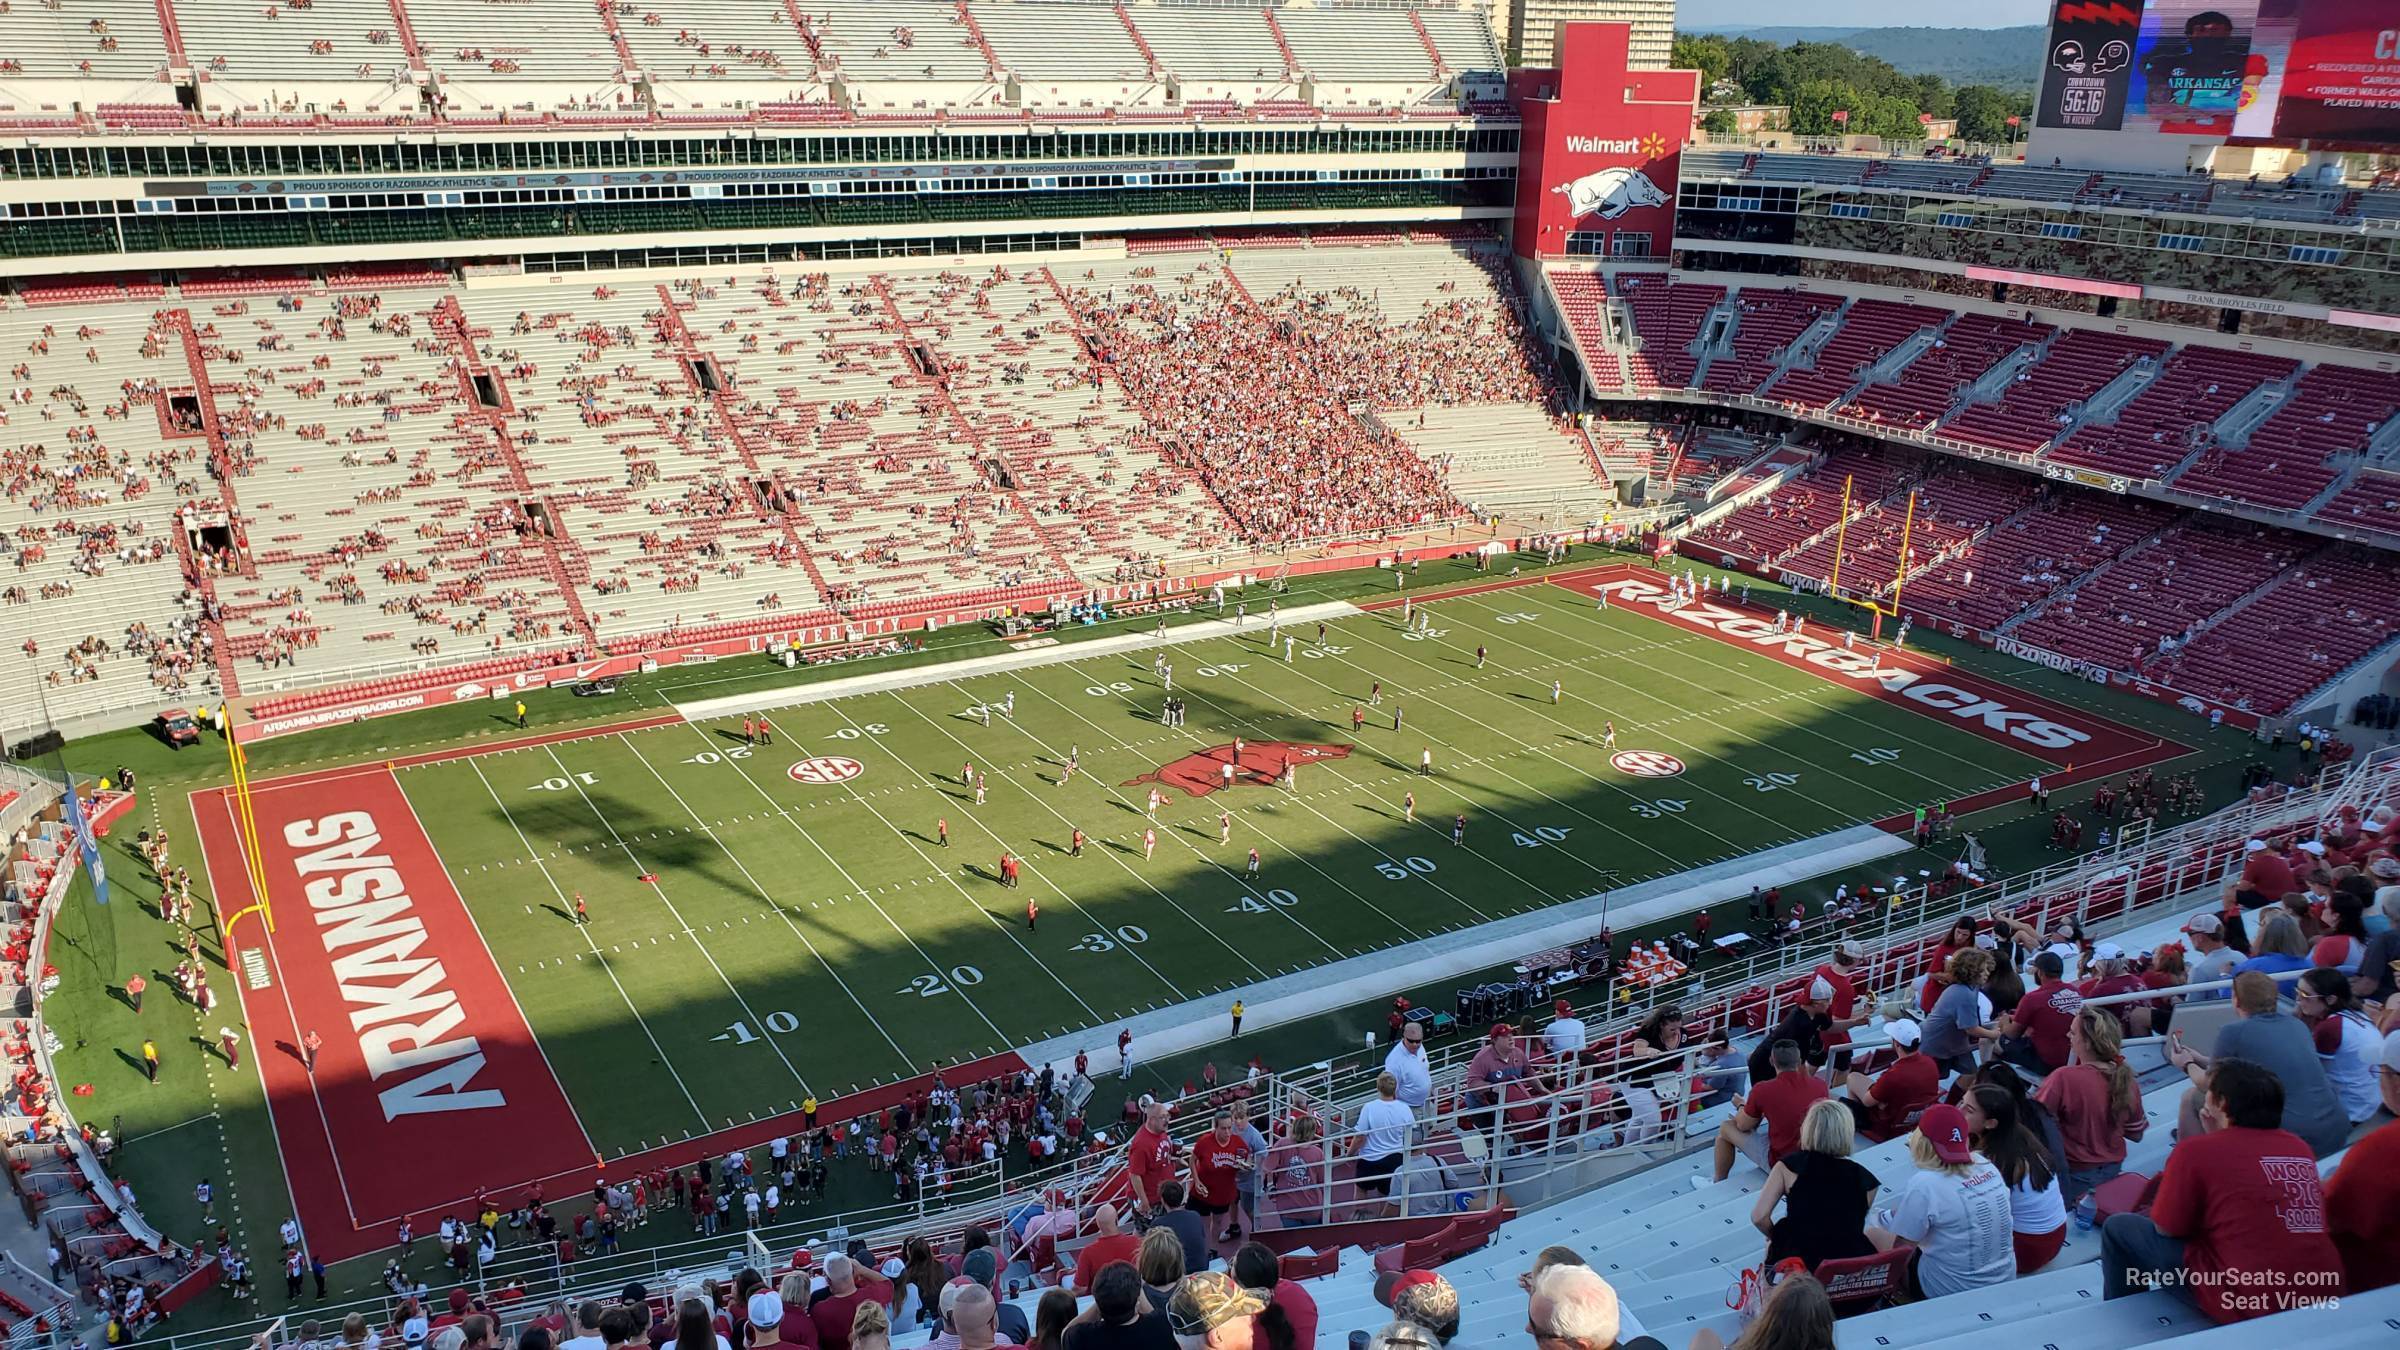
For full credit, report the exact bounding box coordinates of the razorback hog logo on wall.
[1594,578,2095,753]
[1509,21,1698,261]
[1124,742,1353,797]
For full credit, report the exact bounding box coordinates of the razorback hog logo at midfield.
[1553,167,1670,221]
[1592,579,2095,752]
[1124,741,1353,797]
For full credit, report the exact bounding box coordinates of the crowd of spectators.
[1071,257,1556,546]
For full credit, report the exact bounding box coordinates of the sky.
[1679,0,2053,28]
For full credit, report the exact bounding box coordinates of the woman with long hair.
[673,1299,727,1350]
[2235,909,2311,976]
[1970,1061,2068,1187]
[1617,1006,1686,1145]
[1233,1244,1310,1350]
[2033,1008,2146,1206]
[1135,1225,1184,1313]
[1028,1290,1077,1350]
[1689,1273,1836,1350]
[897,1236,941,1331]
[1919,917,1981,1013]
[2295,967,2381,1123]
[1962,1083,2065,1274]
[2310,894,2370,975]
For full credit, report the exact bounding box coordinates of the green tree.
[1789,78,1862,136]
[1673,33,1733,89]
[1700,108,1738,136]
[1952,84,2028,142]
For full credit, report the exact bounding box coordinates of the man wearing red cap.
[1542,1000,1587,1059]
[1464,1024,1531,1123]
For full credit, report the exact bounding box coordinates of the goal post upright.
[222,708,278,944]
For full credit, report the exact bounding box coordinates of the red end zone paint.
[196,768,591,1262]
[1573,567,2192,791]
[1124,741,1353,797]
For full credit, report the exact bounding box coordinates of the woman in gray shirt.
[1921,949,2002,1075]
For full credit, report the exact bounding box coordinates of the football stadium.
[0,2,2394,1349]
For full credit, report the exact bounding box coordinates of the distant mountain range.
[1691,25,2046,90]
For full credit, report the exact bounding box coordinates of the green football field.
[376,571,2058,1152]
[48,552,2257,1312]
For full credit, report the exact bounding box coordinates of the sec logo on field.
[787,756,864,785]
[1610,750,1685,778]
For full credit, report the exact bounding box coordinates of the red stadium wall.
[1509,22,1699,262]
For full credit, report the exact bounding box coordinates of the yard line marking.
[1265,623,1773,854]
[783,702,1113,1025]
[465,757,711,1132]
[1494,588,2016,794]
[660,721,1021,1045]
[849,691,1223,989]
[1190,649,1667,890]
[1015,669,1439,938]
[1147,655,1610,919]
[535,745,816,1097]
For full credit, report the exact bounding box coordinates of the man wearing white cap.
[1844,1020,1938,1141]
[2231,838,2293,910]
[2181,911,2238,993]
[744,1292,798,1350]
[1745,980,1834,1087]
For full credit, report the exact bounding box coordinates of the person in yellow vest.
[1231,1000,1245,1036]
[514,699,527,729]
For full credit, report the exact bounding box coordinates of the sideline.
[674,600,1365,722]
[1014,821,1910,1078]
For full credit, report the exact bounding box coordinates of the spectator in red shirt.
[2000,951,2083,1074]
[1843,1019,1937,1141]
[1126,1102,1176,1222]
[1919,917,1981,1014]
[1713,1040,1830,1180]
[808,1257,875,1350]
[1811,942,1872,1062]
[1187,1111,1254,1246]
[2101,1059,2344,1323]
[1071,1204,1141,1296]
[2232,839,2295,910]
[2078,944,2153,1034]
[2035,1008,2148,1206]
[2324,1116,2399,1293]
[1234,1243,1317,1350]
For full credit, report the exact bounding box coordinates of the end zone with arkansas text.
[194,766,595,1262]
[191,713,1031,1264]
[1562,564,2193,785]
